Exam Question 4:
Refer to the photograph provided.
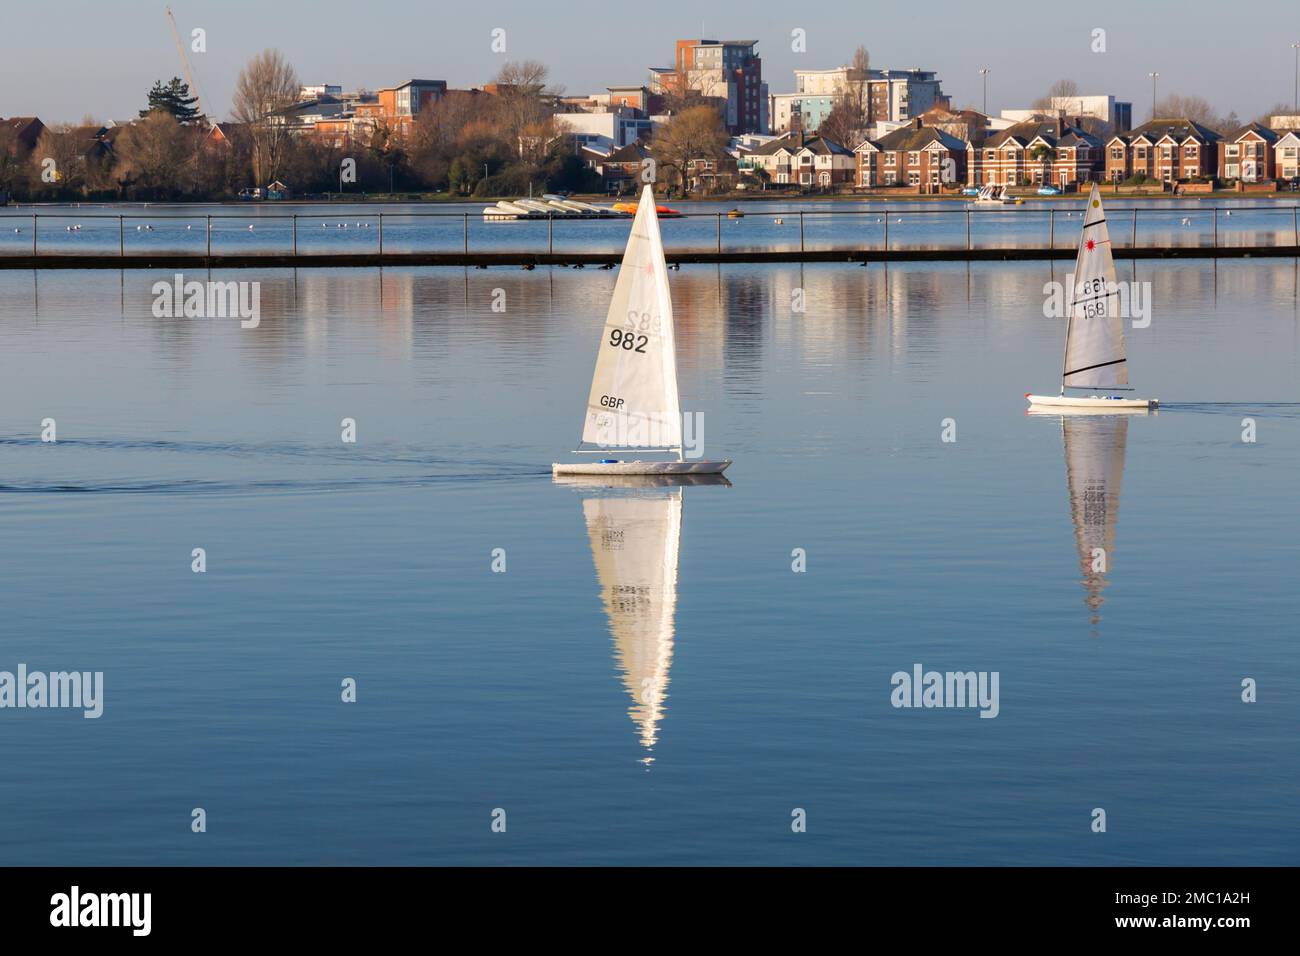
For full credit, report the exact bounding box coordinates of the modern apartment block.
[650,39,765,133]
[769,67,944,134]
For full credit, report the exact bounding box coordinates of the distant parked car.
[1037,185,1061,196]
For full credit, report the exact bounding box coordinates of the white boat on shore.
[483,195,620,221]
[553,185,732,477]
[974,184,1018,204]
[1027,184,1158,411]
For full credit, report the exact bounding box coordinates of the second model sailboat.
[553,185,732,476]
[1027,183,1158,410]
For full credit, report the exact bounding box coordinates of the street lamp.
[979,68,990,115]
[1148,72,1160,119]
[1292,43,1299,112]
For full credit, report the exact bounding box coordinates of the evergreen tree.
[140,77,202,124]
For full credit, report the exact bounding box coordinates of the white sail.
[1061,414,1128,626]
[581,185,682,451]
[581,490,682,755]
[1062,184,1128,390]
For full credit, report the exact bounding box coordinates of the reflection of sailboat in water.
[556,473,728,763]
[1051,409,1141,628]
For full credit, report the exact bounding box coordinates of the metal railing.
[2,204,1299,258]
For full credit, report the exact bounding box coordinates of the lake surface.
[3,196,1300,257]
[1,254,1298,865]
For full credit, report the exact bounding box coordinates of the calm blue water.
[2,196,1299,256]
[1,256,1297,865]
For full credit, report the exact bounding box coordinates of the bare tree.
[490,60,556,154]
[1152,94,1225,130]
[1253,102,1294,127]
[848,46,871,124]
[32,124,88,195]
[1033,78,1080,111]
[652,104,729,196]
[232,49,300,184]
[113,111,193,197]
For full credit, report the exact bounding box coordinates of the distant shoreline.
[5,189,1300,209]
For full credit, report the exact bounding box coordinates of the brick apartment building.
[1217,122,1279,182]
[1104,118,1220,183]
[650,39,765,134]
[967,118,1103,188]
[855,121,967,190]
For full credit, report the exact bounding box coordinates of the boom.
[164,5,208,126]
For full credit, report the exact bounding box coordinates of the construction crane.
[164,5,209,126]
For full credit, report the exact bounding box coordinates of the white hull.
[1027,393,1157,410]
[553,459,732,476]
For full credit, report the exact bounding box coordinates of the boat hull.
[552,459,732,476]
[1026,393,1157,410]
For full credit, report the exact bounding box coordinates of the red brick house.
[581,141,651,193]
[1105,118,1220,184]
[966,118,1103,188]
[856,121,967,191]
[1218,123,1279,183]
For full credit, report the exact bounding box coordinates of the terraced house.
[855,120,967,191]
[1104,119,1220,184]
[1217,123,1279,182]
[965,118,1103,188]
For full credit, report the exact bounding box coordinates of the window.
[884,171,896,185]
[1185,145,1197,158]
[908,171,920,185]
[908,151,920,165]
[1136,147,1147,160]
[1226,144,1239,157]
[885,153,896,166]
[1110,147,1124,161]
[986,150,994,160]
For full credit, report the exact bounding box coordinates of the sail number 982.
[609,311,659,353]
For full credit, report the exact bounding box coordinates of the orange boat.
[610,201,682,218]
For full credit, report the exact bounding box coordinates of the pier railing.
[2,204,1299,266]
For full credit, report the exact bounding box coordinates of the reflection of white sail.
[582,189,682,450]
[1062,185,1128,390]
[581,490,682,755]
[1061,414,1129,625]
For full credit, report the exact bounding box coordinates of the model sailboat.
[1026,184,1157,410]
[552,185,732,476]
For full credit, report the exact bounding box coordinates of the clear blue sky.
[4,0,1298,123]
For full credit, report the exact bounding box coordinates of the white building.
[556,108,653,153]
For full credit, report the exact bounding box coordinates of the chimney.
[912,117,923,130]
